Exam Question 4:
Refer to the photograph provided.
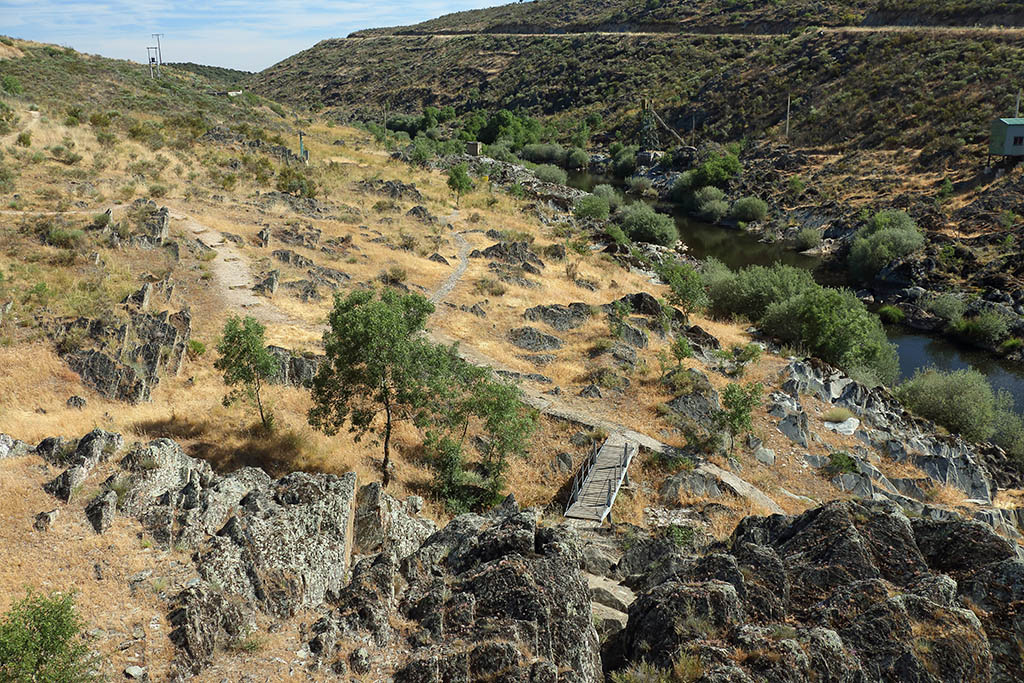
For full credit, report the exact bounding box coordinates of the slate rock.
[85,490,117,534]
[523,303,591,331]
[66,395,87,410]
[507,326,563,351]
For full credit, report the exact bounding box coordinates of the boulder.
[66,395,86,410]
[0,434,32,460]
[507,326,563,351]
[667,369,720,425]
[33,509,58,531]
[353,483,437,562]
[85,490,117,534]
[523,303,591,331]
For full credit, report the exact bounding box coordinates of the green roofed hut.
[989,118,1024,160]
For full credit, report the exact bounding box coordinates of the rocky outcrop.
[353,483,435,561]
[265,345,323,388]
[523,302,591,331]
[507,326,563,351]
[358,178,423,202]
[606,499,1005,682]
[43,429,124,502]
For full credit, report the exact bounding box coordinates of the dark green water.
[567,170,1024,408]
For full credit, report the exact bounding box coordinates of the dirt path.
[167,211,305,327]
[429,231,471,305]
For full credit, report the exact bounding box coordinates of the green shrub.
[795,227,822,250]
[693,185,724,207]
[574,195,610,221]
[999,337,1023,354]
[896,368,998,442]
[848,210,924,281]
[705,262,817,322]
[0,589,98,682]
[275,166,317,198]
[149,184,168,199]
[731,196,768,222]
[671,170,697,201]
[700,199,729,223]
[187,339,207,359]
[15,131,29,147]
[823,406,855,423]
[619,202,678,246]
[534,164,567,184]
[693,151,742,188]
[761,286,898,386]
[954,309,1012,346]
[626,176,653,194]
[926,293,966,322]
[592,184,621,209]
[566,147,589,169]
[1,74,21,95]
[825,451,859,475]
[877,304,905,324]
[521,143,566,165]
[46,227,85,249]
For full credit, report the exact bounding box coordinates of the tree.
[0,589,98,682]
[661,261,707,323]
[215,316,280,430]
[309,289,437,487]
[447,163,473,207]
[719,382,763,454]
[671,335,693,367]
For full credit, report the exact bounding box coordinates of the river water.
[566,171,1024,409]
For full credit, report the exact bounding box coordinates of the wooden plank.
[564,434,638,522]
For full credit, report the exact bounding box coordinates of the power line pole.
[147,46,159,78]
[152,33,164,67]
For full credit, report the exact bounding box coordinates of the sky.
[0,0,503,72]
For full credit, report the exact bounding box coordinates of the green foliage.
[849,210,924,281]
[953,309,1012,346]
[186,339,206,359]
[15,131,30,147]
[215,316,280,429]
[661,261,707,322]
[671,336,693,366]
[795,227,822,251]
[574,195,610,221]
[46,227,85,249]
[731,196,768,222]
[478,109,543,149]
[618,202,678,246]
[309,289,437,487]
[877,304,905,324]
[719,382,763,453]
[534,164,567,184]
[592,183,622,209]
[0,589,98,682]
[566,147,589,169]
[275,166,317,198]
[0,74,22,95]
[700,199,729,223]
[705,261,817,322]
[520,143,566,165]
[626,176,653,194]
[896,367,1002,443]
[693,185,724,207]
[925,293,966,322]
[447,163,473,206]
[825,451,859,475]
[761,286,899,386]
[692,151,742,188]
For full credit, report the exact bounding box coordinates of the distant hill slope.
[253,29,1024,153]
[163,62,253,89]
[351,0,1024,36]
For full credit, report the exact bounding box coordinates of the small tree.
[661,261,708,323]
[0,589,98,682]
[309,289,437,487]
[447,163,473,207]
[215,316,279,430]
[671,335,693,367]
[719,382,763,454]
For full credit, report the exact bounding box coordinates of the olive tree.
[215,316,280,430]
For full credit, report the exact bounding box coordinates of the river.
[566,171,1024,409]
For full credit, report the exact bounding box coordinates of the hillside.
[351,0,1024,36]
[3,32,1024,681]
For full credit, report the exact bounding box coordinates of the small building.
[465,141,483,156]
[989,118,1024,157]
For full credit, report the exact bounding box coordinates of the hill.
[162,62,253,89]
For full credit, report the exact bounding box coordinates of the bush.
[795,227,822,250]
[626,176,653,194]
[692,151,742,188]
[731,196,768,222]
[1,74,21,95]
[275,166,317,198]
[574,195,610,221]
[520,143,566,165]
[877,304,905,324]
[954,309,1012,346]
[823,406,855,423]
[671,170,698,201]
[46,227,85,249]
[618,202,678,246]
[693,185,724,207]
[0,589,98,682]
[705,262,816,322]
[700,199,729,223]
[15,131,30,147]
[761,286,899,386]
[592,184,622,209]
[848,210,924,281]
[566,147,589,169]
[896,368,999,442]
[534,164,567,184]
[925,293,966,322]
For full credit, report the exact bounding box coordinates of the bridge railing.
[564,444,599,516]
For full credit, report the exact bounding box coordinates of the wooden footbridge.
[564,433,640,523]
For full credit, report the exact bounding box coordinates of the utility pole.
[1016,89,1021,118]
[785,93,792,140]
[152,33,164,67]
[146,46,159,78]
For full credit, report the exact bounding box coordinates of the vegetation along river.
[566,171,1024,409]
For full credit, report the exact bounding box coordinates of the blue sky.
[1,0,503,71]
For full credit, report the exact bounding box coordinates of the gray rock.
[523,303,591,331]
[579,384,602,398]
[66,395,86,410]
[667,369,720,425]
[353,483,436,562]
[44,430,124,502]
[618,321,648,349]
[507,326,563,351]
[592,602,628,641]
[123,665,147,680]
[254,270,279,296]
[85,490,117,534]
[556,452,573,473]
[34,509,58,531]
[778,411,810,447]
[824,417,860,435]
[660,470,723,501]
[0,434,32,460]
[753,447,776,466]
[428,252,449,265]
